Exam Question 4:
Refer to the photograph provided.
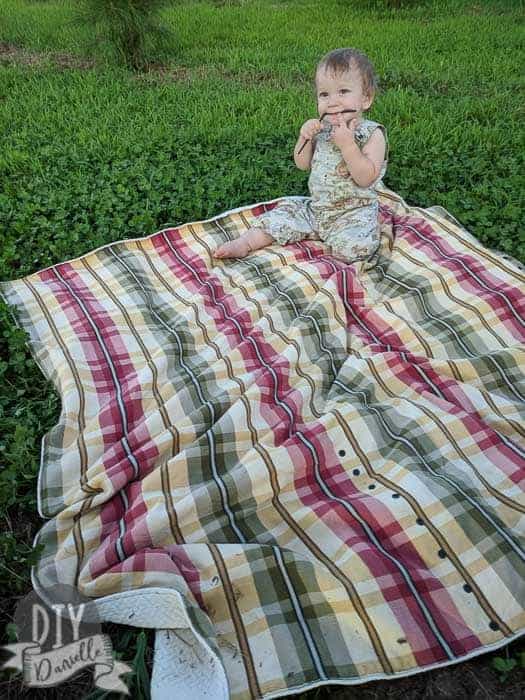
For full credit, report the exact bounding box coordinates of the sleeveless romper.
[253,118,389,262]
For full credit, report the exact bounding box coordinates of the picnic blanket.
[1,184,525,699]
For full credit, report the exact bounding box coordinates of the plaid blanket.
[1,186,524,699]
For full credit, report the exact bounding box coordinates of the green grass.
[0,0,524,697]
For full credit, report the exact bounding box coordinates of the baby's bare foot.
[213,237,252,258]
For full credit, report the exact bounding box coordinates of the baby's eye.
[340,89,350,93]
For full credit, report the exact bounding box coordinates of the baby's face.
[315,67,373,124]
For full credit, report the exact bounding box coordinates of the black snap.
[489,621,500,631]
[416,518,424,525]
[392,493,400,499]
[353,469,360,476]
[463,584,472,593]
[368,484,376,490]
[338,450,346,457]
[438,549,446,558]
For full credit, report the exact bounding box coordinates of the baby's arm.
[293,133,317,171]
[341,128,386,188]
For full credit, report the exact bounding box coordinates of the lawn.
[0,0,524,698]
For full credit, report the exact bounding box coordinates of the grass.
[0,0,524,697]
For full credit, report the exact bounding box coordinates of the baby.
[213,47,388,263]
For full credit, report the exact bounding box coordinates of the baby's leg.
[214,198,317,259]
[320,204,380,263]
[213,227,274,258]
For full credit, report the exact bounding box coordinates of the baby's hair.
[314,48,379,106]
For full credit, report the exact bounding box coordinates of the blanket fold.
[1,185,524,700]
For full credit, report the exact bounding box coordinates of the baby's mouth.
[320,109,357,123]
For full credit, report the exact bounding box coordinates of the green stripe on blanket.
[1,185,524,699]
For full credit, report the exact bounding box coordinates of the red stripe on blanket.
[333,257,524,484]
[288,426,482,660]
[40,262,157,574]
[152,230,325,443]
[395,213,525,340]
[49,262,159,485]
[382,352,524,478]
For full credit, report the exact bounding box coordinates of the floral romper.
[253,118,389,262]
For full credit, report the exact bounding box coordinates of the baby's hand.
[299,118,323,142]
[330,114,361,150]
